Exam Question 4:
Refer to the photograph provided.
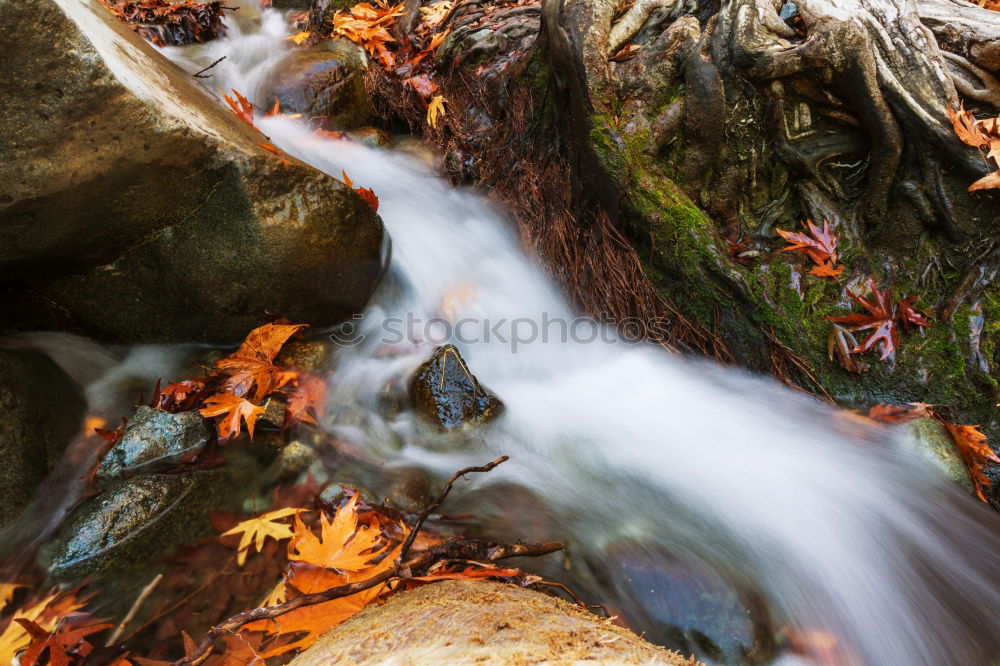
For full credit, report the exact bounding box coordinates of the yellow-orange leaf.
[969,170,1000,192]
[285,30,310,44]
[222,507,300,567]
[426,95,446,128]
[199,394,264,440]
[234,322,306,362]
[288,495,384,572]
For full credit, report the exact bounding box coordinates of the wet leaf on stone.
[199,394,265,440]
[941,423,1000,502]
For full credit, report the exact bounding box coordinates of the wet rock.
[259,393,289,429]
[408,345,503,430]
[0,349,85,526]
[598,543,774,664]
[274,339,334,371]
[320,483,377,506]
[267,39,370,130]
[349,127,394,149]
[271,0,311,7]
[49,471,224,579]
[903,418,975,493]
[381,467,432,512]
[0,0,385,343]
[290,580,693,665]
[96,406,213,480]
[263,440,317,483]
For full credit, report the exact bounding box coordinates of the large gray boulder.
[0,349,85,527]
[0,0,386,343]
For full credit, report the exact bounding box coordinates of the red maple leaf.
[825,280,930,360]
[776,219,843,278]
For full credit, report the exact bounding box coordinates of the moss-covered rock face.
[409,345,503,430]
[0,0,386,343]
[0,350,85,527]
[584,109,1000,448]
[96,406,213,481]
[266,39,371,130]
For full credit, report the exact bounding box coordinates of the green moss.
[585,111,1000,429]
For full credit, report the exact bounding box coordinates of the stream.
[13,5,1000,665]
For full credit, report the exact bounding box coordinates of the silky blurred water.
[120,9,1000,664]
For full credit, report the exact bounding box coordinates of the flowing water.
[23,7,1000,665]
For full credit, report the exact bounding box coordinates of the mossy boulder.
[0,0,385,343]
[49,470,225,580]
[290,580,696,665]
[267,39,371,130]
[409,345,503,430]
[0,349,85,527]
[96,406,213,481]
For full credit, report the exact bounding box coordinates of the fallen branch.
[192,56,227,79]
[176,456,560,666]
[397,455,508,564]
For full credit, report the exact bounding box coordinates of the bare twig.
[193,56,227,78]
[397,455,508,565]
[107,573,163,646]
[175,456,563,666]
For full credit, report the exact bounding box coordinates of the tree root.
[609,0,678,55]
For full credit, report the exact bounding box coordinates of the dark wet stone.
[0,349,85,527]
[349,127,394,149]
[598,544,775,664]
[0,1,385,343]
[49,471,224,580]
[320,483,377,506]
[408,345,503,430]
[96,406,212,480]
[274,340,334,371]
[259,393,289,429]
[267,39,370,130]
[382,467,432,512]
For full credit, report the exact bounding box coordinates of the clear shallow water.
[52,7,1000,664]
